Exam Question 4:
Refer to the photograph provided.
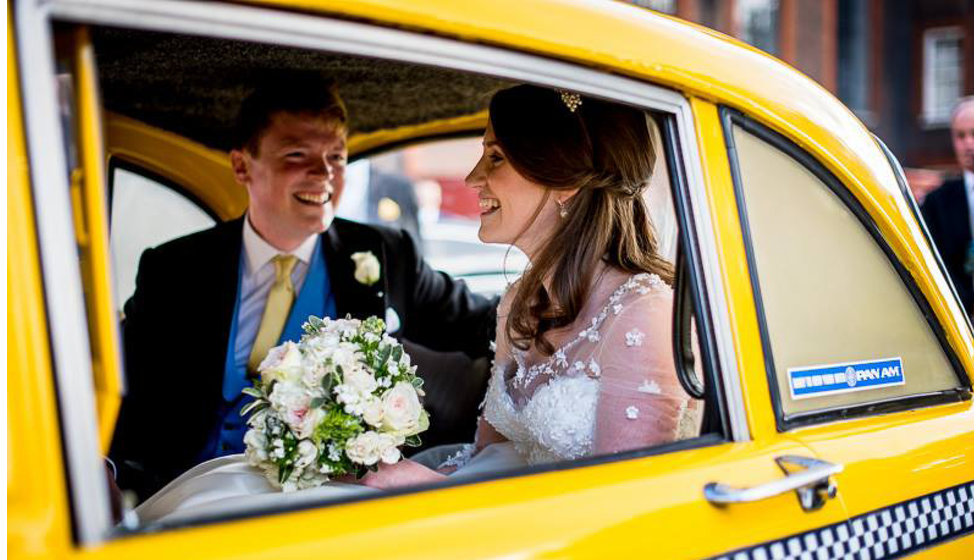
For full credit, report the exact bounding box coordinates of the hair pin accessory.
[557,89,582,113]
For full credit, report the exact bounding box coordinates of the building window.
[837,0,870,120]
[922,27,964,126]
[631,0,677,14]
[735,0,780,56]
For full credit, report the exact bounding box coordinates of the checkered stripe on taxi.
[711,481,973,560]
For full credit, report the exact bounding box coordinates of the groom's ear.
[230,149,250,186]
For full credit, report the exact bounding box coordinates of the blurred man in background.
[920,96,973,321]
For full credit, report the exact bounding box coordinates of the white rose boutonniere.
[351,251,381,286]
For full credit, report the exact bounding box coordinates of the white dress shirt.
[232,217,319,369]
[964,171,974,234]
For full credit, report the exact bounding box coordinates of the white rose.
[377,433,402,465]
[351,251,381,285]
[361,396,385,427]
[302,333,340,373]
[294,440,318,469]
[300,356,329,390]
[380,382,425,436]
[345,431,383,465]
[294,406,325,440]
[331,341,362,369]
[344,365,378,397]
[258,341,304,385]
[269,383,315,436]
[243,429,268,464]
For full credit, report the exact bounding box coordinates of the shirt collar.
[964,170,974,191]
[242,216,318,277]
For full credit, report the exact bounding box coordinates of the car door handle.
[704,455,842,511]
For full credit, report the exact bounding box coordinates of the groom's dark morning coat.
[110,217,495,500]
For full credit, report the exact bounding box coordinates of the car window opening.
[55,23,729,533]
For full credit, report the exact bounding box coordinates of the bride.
[135,85,699,523]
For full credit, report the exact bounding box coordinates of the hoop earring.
[556,198,569,219]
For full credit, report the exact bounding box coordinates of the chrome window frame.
[16,0,750,543]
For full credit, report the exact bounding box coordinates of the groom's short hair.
[235,74,348,156]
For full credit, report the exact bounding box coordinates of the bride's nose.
[464,159,485,190]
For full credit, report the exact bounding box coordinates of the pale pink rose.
[380,382,424,436]
[259,341,304,385]
[361,396,385,427]
[345,431,382,465]
[377,433,402,464]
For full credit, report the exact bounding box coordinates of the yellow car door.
[714,99,975,559]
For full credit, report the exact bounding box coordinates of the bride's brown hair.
[490,85,674,355]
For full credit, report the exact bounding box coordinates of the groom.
[109,77,495,501]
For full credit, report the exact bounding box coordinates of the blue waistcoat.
[209,239,337,458]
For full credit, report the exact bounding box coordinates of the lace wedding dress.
[466,270,700,465]
[136,271,699,525]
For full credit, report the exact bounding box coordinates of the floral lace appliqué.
[625,328,645,347]
[638,379,662,394]
[438,443,476,470]
[588,359,602,377]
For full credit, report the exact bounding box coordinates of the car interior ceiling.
[91,27,512,152]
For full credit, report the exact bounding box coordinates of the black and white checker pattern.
[711,482,973,560]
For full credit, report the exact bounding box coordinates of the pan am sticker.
[788,357,904,400]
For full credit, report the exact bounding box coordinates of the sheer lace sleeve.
[589,285,690,455]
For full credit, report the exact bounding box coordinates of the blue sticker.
[788,357,904,400]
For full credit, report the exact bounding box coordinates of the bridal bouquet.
[241,316,428,492]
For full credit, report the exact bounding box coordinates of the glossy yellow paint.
[910,534,973,558]
[348,111,487,156]
[250,0,971,377]
[791,400,973,518]
[690,96,776,441]
[77,441,845,559]
[105,113,247,221]
[71,27,124,452]
[8,20,73,558]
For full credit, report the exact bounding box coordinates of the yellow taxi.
[9,0,973,558]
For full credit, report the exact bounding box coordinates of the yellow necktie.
[247,254,299,374]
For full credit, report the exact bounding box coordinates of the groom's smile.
[294,190,332,206]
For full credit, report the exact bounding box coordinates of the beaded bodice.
[482,272,698,465]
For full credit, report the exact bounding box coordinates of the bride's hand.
[358,459,447,490]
